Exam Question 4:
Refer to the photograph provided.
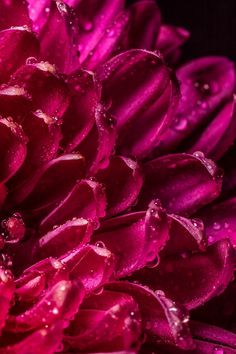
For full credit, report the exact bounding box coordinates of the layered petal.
[188,96,236,160]
[10,61,70,118]
[97,49,179,159]
[39,1,80,74]
[107,282,193,350]
[158,56,235,152]
[38,218,93,258]
[138,152,223,215]
[93,200,169,277]
[0,118,27,183]
[0,27,39,83]
[95,155,143,217]
[133,239,235,310]
[156,25,190,65]
[0,268,14,334]
[0,85,31,122]
[59,245,116,293]
[40,179,106,233]
[0,0,31,30]
[64,290,142,352]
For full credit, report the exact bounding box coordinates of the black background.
[127,0,236,62]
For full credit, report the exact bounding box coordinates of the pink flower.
[0,1,235,353]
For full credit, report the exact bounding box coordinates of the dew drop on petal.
[213,222,221,231]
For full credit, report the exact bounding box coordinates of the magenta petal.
[93,200,169,277]
[0,322,65,354]
[6,280,84,332]
[0,268,14,335]
[188,96,236,160]
[134,239,235,310]
[71,104,116,175]
[124,0,161,50]
[0,85,31,122]
[8,154,85,214]
[74,0,124,65]
[62,70,100,150]
[0,1,31,30]
[0,27,39,83]
[64,290,141,351]
[39,1,80,74]
[38,218,93,258]
[156,25,190,65]
[198,197,236,248]
[97,49,179,159]
[95,155,143,217]
[40,179,106,233]
[138,153,222,215]
[158,56,236,152]
[15,272,46,303]
[10,62,70,118]
[59,245,116,293]
[0,118,27,183]
[106,282,193,350]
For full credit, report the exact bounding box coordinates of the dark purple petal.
[62,70,101,150]
[198,197,236,248]
[0,85,31,121]
[0,27,39,83]
[0,322,65,354]
[133,239,235,310]
[0,184,7,210]
[10,61,70,118]
[71,104,116,175]
[8,154,85,214]
[6,280,84,332]
[93,200,169,277]
[158,56,236,153]
[97,49,179,159]
[64,290,142,351]
[124,0,161,50]
[0,118,27,183]
[0,1,31,30]
[40,179,106,233]
[72,0,124,66]
[106,282,193,350]
[95,155,143,217]
[59,245,116,293]
[156,25,190,65]
[39,1,80,74]
[0,268,14,334]
[188,96,236,161]
[38,218,93,258]
[138,152,222,215]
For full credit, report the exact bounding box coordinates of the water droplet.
[45,7,50,13]
[213,222,221,231]
[93,286,104,295]
[147,256,160,269]
[26,57,38,65]
[106,28,115,37]
[56,1,68,14]
[173,116,188,131]
[193,151,205,158]
[95,241,106,249]
[83,20,93,31]
[224,222,229,229]
[214,348,224,354]
[52,307,59,315]
[191,218,204,231]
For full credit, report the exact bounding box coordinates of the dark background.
[127,0,236,62]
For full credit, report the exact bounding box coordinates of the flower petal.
[0,268,14,335]
[158,56,236,153]
[8,154,85,214]
[38,218,93,258]
[0,1,31,30]
[59,245,116,293]
[64,290,142,352]
[0,27,39,83]
[0,85,31,121]
[97,49,179,159]
[39,1,80,74]
[156,25,190,65]
[138,152,222,215]
[106,282,193,350]
[188,96,236,161]
[198,197,236,248]
[93,200,169,277]
[133,239,235,310]
[10,61,70,118]
[6,280,84,332]
[95,155,143,217]
[69,104,116,175]
[0,118,27,183]
[62,70,100,150]
[40,179,106,233]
